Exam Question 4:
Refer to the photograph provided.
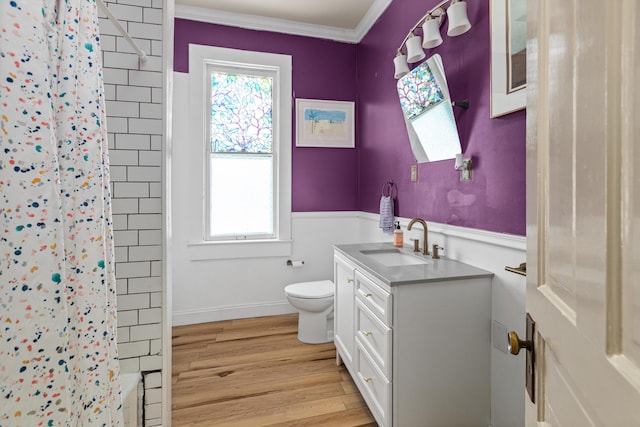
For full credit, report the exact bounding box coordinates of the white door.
[526,0,640,425]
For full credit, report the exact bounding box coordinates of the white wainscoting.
[171,212,361,326]
[171,211,526,427]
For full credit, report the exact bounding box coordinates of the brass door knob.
[508,331,532,355]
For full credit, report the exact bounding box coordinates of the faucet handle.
[411,238,420,253]
[432,244,444,259]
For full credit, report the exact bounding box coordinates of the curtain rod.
[96,0,148,62]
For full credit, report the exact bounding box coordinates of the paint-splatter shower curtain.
[1,0,122,426]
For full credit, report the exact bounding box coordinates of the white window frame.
[187,44,292,260]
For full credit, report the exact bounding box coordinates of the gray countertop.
[335,242,493,286]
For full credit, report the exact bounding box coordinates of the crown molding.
[353,0,392,42]
[175,0,391,44]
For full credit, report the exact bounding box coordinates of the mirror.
[396,54,462,163]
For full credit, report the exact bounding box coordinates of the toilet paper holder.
[286,259,305,268]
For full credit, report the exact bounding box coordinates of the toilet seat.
[285,280,333,299]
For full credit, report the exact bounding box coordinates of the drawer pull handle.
[363,293,373,298]
[363,331,373,337]
[363,377,373,383]
[347,278,354,283]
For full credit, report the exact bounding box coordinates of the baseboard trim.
[173,302,295,326]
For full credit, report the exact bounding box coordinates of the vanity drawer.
[355,340,391,427]
[356,299,392,378]
[355,271,392,325]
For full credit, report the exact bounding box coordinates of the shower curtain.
[1,0,123,426]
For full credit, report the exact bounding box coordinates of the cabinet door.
[334,253,355,369]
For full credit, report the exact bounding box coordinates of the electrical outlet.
[410,165,418,182]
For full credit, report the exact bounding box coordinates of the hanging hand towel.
[379,182,395,233]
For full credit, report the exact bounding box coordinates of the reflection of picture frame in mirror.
[295,99,355,148]
[490,0,526,118]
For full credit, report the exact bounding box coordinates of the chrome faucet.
[407,218,429,256]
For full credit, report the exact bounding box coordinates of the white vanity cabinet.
[334,245,492,427]
[334,253,356,370]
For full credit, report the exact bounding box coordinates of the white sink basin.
[360,249,432,267]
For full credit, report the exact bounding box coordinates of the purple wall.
[174,0,526,235]
[174,19,359,212]
[357,0,526,235]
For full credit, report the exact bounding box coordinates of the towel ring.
[382,181,395,197]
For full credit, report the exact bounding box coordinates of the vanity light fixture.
[455,153,472,181]
[405,32,426,63]
[393,0,472,79]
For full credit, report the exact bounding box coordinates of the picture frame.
[295,99,355,148]
[490,0,527,118]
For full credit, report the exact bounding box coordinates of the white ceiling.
[175,0,392,43]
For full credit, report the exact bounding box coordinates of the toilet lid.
[285,280,334,298]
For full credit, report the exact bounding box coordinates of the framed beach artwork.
[490,0,527,118]
[295,99,355,148]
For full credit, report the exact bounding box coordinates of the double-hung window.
[188,45,292,259]
[207,65,276,240]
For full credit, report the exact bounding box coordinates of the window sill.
[187,239,293,261]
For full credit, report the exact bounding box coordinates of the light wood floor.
[172,314,377,427]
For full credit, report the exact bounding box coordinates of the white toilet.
[284,280,334,344]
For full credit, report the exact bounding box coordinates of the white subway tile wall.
[99,0,164,425]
